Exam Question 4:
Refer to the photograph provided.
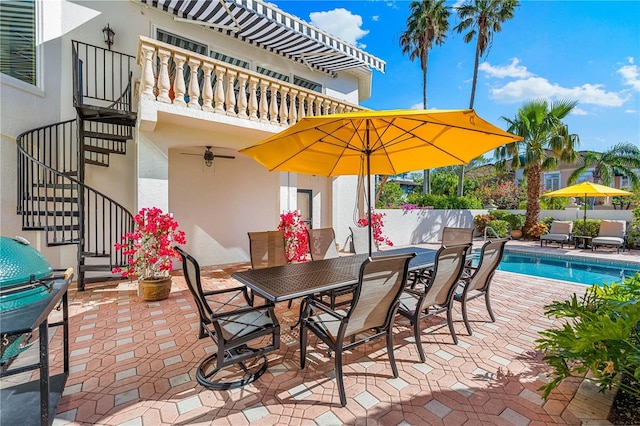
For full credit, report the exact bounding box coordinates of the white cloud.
[410,102,424,110]
[625,109,638,113]
[489,77,627,106]
[309,8,369,48]
[372,15,379,22]
[479,58,533,79]
[618,62,640,91]
[626,56,635,64]
[572,107,589,116]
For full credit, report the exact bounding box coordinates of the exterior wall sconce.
[102,24,115,50]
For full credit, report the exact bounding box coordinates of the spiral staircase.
[16,41,137,290]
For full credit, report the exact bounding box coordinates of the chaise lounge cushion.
[592,220,626,250]
[540,221,573,245]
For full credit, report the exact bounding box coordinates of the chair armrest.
[305,297,346,320]
[203,286,252,305]
[209,303,274,321]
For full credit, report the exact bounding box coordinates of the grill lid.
[0,236,53,287]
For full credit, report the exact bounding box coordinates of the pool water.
[494,251,640,286]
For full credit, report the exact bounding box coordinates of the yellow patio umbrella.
[543,181,633,230]
[240,109,523,255]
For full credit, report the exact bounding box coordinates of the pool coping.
[504,246,640,269]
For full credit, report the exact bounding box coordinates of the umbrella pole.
[367,151,372,257]
[583,193,587,232]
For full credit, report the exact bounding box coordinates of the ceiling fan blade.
[212,155,236,159]
[180,153,201,156]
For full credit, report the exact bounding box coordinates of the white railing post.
[140,44,156,100]
[173,53,187,106]
[298,92,307,119]
[214,66,226,114]
[156,48,171,103]
[201,63,214,112]
[279,86,289,127]
[269,82,280,125]
[187,57,201,109]
[237,73,248,119]
[289,89,298,124]
[258,80,269,123]
[248,77,259,121]
[226,70,237,116]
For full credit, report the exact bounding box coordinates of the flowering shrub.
[473,213,496,234]
[357,211,393,247]
[527,222,548,239]
[113,207,187,280]
[278,210,309,262]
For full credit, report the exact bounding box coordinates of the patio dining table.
[232,246,437,303]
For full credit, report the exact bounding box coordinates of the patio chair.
[306,227,352,308]
[299,252,415,406]
[175,247,280,390]
[454,238,509,335]
[410,226,474,287]
[539,220,573,248]
[248,230,288,269]
[397,243,470,362]
[592,220,628,253]
[350,226,376,254]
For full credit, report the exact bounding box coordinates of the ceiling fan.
[181,146,235,167]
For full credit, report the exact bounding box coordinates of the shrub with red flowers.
[113,207,187,280]
[278,210,309,262]
[357,211,393,248]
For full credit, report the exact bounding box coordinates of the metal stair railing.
[16,119,134,290]
[484,226,501,241]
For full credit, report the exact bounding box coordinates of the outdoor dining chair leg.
[485,291,496,322]
[413,320,426,363]
[335,347,347,407]
[461,299,473,335]
[386,328,399,378]
[447,307,458,345]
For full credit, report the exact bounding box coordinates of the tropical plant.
[535,274,640,403]
[487,219,509,237]
[473,213,496,234]
[629,206,640,248]
[399,0,450,196]
[113,207,187,280]
[495,99,580,238]
[568,143,640,191]
[527,222,548,239]
[572,219,601,238]
[278,210,309,262]
[453,0,519,196]
[376,181,406,208]
[503,213,525,230]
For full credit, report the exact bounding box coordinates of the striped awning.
[140,0,386,74]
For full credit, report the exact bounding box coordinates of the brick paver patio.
[6,241,639,425]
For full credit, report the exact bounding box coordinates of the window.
[210,51,250,69]
[156,29,207,55]
[293,75,322,92]
[544,172,560,191]
[0,0,36,85]
[620,176,630,189]
[257,66,289,82]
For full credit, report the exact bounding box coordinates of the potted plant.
[278,210,309,262]
[113,207,187,301]
[504,213,526,240]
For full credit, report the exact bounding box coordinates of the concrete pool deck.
[2,239,637,425]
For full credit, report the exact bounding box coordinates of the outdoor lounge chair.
[454,238,509,335]
[175,247,280,390]
[591,220,628,253]
[397,243,470,362]
[540,220,573,248]
[299,252,415,406]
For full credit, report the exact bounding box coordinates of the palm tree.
[495,99,579,237]
[453,0,519,196]
[568,142,640,190]
[399,0,450,195]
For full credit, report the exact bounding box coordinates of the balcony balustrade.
[137,36,364,126]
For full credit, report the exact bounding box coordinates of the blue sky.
[276,1,640,154]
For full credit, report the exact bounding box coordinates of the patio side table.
[573,235,592,249]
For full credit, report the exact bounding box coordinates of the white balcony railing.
[137,36,364,126]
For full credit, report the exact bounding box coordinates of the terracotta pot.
[510,229,522,240]
[139,277,172,301]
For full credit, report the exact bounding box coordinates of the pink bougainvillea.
[278,210,309,262]
[113,207,187,280]
[357,211,393,248]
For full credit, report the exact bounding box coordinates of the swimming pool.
[495,250,640,286]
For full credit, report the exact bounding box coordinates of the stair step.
[22,225,47,231]
[46,224,80,231]
[81,252,111,258]
[48,239,80,246]
[25,195,78,203]
[84,145,114,155]
[62,170,79,177]
[33,183,79,190]
[84,131,131,142]
[82,275,124,284]
[36,210,80,217]
[84,158,109,167]
[81,264,114,272]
